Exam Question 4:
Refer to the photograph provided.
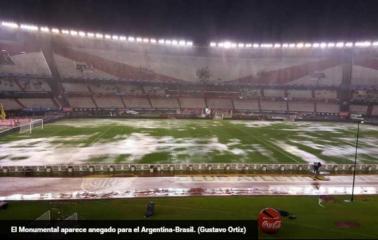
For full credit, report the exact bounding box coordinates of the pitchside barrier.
[1,163,378,175]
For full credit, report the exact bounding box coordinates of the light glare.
[1,21,18,28]
[20,24,38,31]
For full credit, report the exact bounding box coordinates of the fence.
[1,163,377,175]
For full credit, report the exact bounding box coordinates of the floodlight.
[327,42,335,48]
[1,21,18,28]
[20,24,38,31]
[223,42,231,48]
[355,41,371,47]
[40,27,49,33]
[179,40,186,46]
[336,42,344,48]
[261,43,273,48]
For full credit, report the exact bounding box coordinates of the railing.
[1,163,377,175]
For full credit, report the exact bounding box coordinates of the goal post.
[19,119,44,134]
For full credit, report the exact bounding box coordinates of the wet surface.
[0,175,377,200]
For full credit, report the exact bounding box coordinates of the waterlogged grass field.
[0,119,378,165]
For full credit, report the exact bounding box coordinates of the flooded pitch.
[0,119,377,165]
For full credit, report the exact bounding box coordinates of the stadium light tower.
[350,120,364,202]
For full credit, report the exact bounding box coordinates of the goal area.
[19,119,44,134]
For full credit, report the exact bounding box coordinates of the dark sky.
[2,0,378,44]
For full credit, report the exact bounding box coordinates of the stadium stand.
[144,86,167,96]
[260,100,287,112]
[54,54,117,79]
[89,83,119,94]
[288,102,315,112]
[179,97,206,109]
[351,66,378,86]
[18,79,51,92]
[316,102,339,113]
[18,98,57,109]
[263,89,285,98]
[0,99,22,110]
[314,90,338,100]
[207,98,233,109]
[123,97,151,109]
[372,106,378,116]
[352,90,367,102]
[68,97,96,108]
[0,79,21,91]
[286,66,343,86]
[94,97,124,108]
[118,84,144,95]
[150,97,179,109]
[233,99,259,111]
[349,104,368,115]
[240,88,261,98]
[62,82,90,93]
[1,24,378,120]
[0,51,51,76]
[287,90,313,100]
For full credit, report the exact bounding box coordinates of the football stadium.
[1,1,378,239]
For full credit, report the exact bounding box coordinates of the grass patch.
[88,155,109,163]
[114,154,131,163]
[140,152,171,164]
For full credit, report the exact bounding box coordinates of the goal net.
[19,119,44,134]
